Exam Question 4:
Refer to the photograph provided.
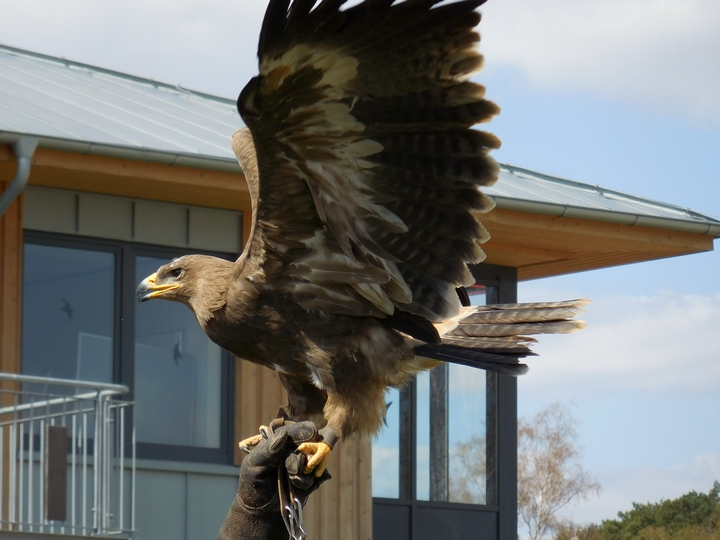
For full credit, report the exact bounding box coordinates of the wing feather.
[234,0,498,324]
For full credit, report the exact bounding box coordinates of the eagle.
[137,0,587,477]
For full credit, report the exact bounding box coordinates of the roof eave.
[491,195,720,238]
[0,131,242,175]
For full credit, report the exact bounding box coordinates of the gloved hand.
[218,421,331,540]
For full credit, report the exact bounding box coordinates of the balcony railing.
[0,373,135,537]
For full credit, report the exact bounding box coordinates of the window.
[134,255,223,451]
[21,232,234,463]
[372,264,519,540]
[22,242,116,390]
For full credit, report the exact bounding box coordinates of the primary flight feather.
[137,0,587,475]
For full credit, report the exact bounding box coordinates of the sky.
[2,0,719,533]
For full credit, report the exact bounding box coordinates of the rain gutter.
[0,132,242,175]
[490,195,720,238]
[0,136,38,217]
[1,133,717,238]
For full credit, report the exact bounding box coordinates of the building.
[1,44,718,540]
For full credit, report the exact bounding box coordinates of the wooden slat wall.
[0,183,22,377]
[0,183,22,524]
[236,361,372,540]
[481,208,715,280]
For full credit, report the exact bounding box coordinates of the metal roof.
[490,164,720,236]
[0,44,240,171]
[1,43,719,236]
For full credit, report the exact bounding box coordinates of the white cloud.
[520,292,720,399]
[0,0,269,98]
[4,0,719,125]
[479,0,720,126]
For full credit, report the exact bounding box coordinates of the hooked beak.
[136,273,180,302]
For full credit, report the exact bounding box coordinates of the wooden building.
[1,44,718,539]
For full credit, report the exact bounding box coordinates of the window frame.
[372,263,519,540]
[22,230,236,465]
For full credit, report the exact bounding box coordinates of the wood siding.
[481,208,715,280]
[0,181,21,523]
[0,181,22,377]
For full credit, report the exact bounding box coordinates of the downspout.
[0,136,39,217]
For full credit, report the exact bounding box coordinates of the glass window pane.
[416,288,490,504]
[448,365,487,504]
[134,256,222,448]
[448,289,489,504]
[22,244,115,390]
[371,388,401,498]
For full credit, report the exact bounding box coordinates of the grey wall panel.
[188,207,241,254]
[135,470,187,540]
[23,186,243,256]
[134,200,188,248]
[23,186,76,233]
[77,193,132,240]
[186,473,239,540]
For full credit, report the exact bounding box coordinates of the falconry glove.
[217,420,330,540]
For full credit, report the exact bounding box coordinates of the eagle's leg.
[298,426,338,477]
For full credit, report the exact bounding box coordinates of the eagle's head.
[136,254,234,322]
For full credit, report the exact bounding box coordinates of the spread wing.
[232,0,499,324]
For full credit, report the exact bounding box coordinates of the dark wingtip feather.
[258,0,291,58]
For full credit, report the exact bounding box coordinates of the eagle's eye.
[171,268,183,279]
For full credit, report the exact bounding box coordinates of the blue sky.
[2,0,719,531]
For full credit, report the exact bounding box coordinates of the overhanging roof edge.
[0,131,242,175]
[491,195,720,238]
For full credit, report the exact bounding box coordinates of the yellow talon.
[238,433,264,453]
[298,441,332,477]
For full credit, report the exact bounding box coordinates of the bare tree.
[518,403,601,540]
[450,434,487,504]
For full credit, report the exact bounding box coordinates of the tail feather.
[452,319,586,338]
[413,299,589,376]
[415,345,530,376]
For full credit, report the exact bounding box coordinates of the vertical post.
[93,396,101,534]
[398,379,416,500]
[18,422,23,530]
[119,405,125,533]
[485,371,499,505]
[497,267,518,540]
[71,415,76,533]
[398,377,417,539]
[82,412,87,532]
[429,364,448,502]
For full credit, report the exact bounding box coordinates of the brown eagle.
[137,0,587,476]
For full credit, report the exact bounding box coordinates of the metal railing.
[0,373,135,537]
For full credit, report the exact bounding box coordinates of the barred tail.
[414,299,589,376]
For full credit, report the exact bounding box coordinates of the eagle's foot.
[238,430,267,454]
[297,441,332,478]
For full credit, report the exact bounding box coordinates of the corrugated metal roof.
[489,164,720,235]
[1,43,719,236]
[0,44,240,169]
